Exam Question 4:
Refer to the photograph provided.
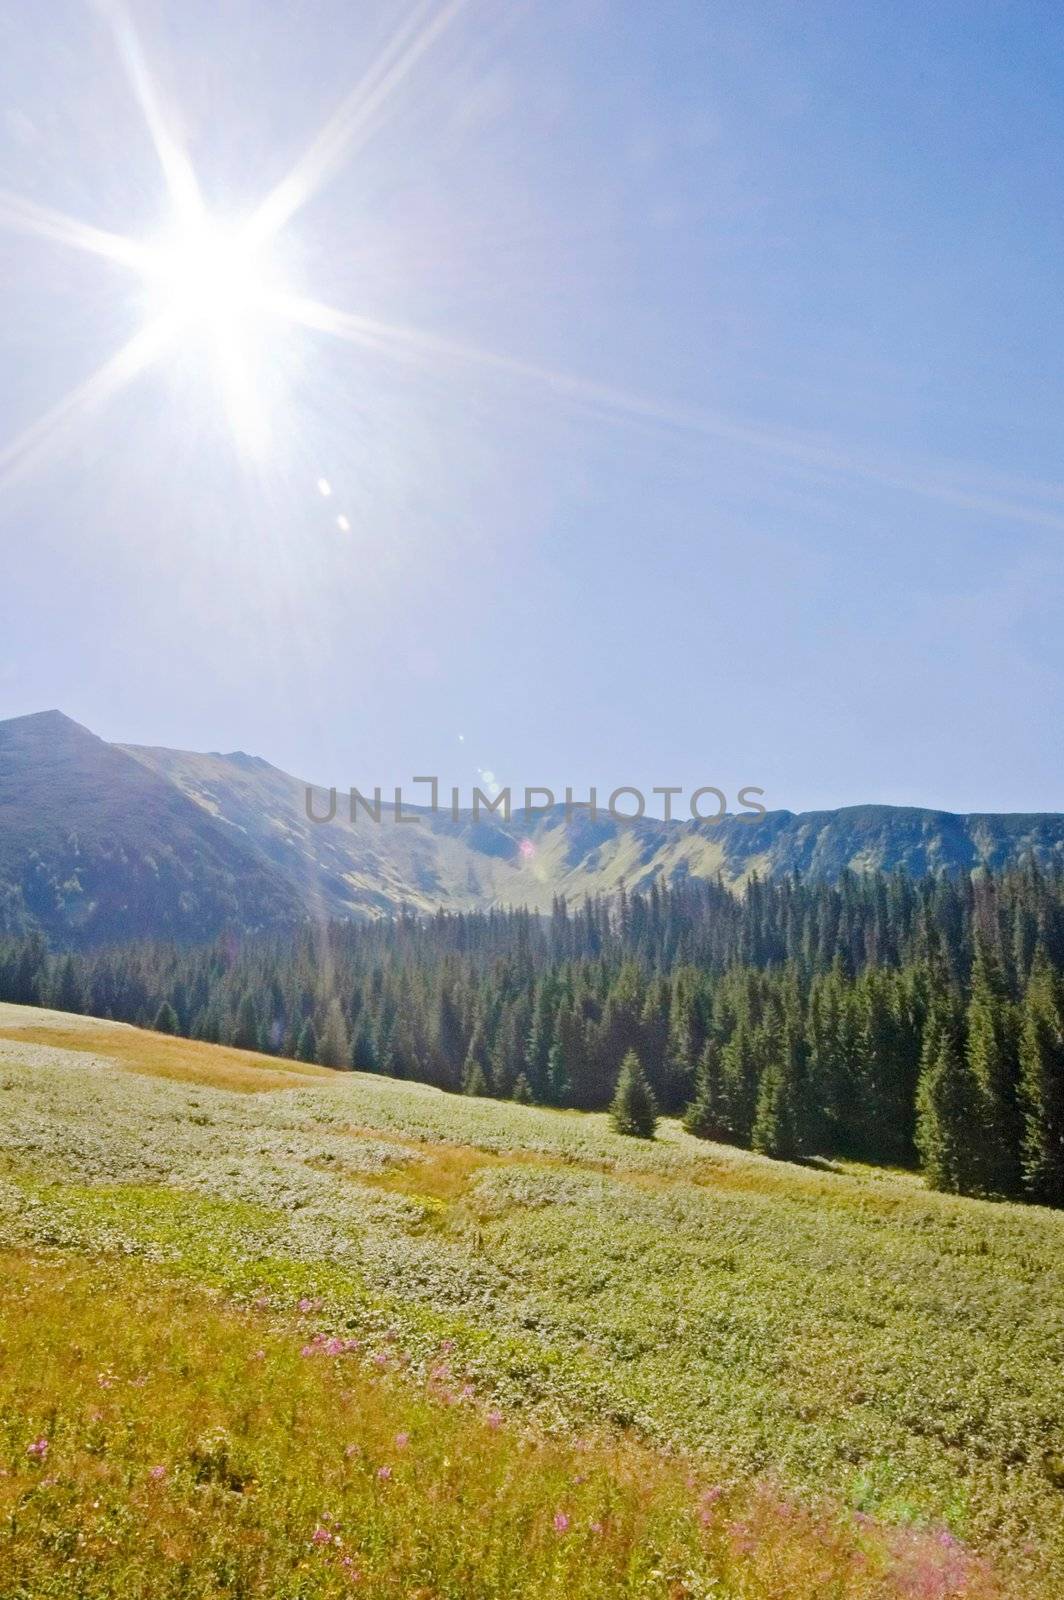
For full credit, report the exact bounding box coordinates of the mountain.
[1,708,1063,943]
[114,744,1064,916]
[0,711,301,943]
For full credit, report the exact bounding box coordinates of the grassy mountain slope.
[2,709,1064,939]
[0,712,300,942]
[0,1003,1059,1595]
[125,738,1064,918]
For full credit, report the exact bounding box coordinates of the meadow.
[1,1003,1062,1597]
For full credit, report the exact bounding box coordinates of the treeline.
[2,866,1063,1206]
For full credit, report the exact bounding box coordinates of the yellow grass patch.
[0,1022,334,1093]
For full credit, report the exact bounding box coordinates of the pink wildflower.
[394,1432,409,1449]
[698,1485,723,1525]
[553,1512,570,1534]
[486,1409,503,1429]
[27,1437,49,1459]
[311,1526,331,1546]
[589,1520,604,1535]
[324,1337,345,1356]
[377,1465,392,1481]
[148,1464,166,1481]
[344,1443,361,1459]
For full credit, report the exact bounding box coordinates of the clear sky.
[2,0,1064,816]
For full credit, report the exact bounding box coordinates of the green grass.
[1,1010,1062,1595]
[0,1252,1006,1599]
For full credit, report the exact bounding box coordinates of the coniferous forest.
[4,862,1064,1208]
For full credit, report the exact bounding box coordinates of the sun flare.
[136,213,286,455]
[142,216,272,330]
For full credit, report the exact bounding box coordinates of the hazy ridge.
[2,708,1063,942]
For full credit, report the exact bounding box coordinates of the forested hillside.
[5,862,1063,1207]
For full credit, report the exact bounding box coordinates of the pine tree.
[525,980,556,1102]
[751,1018,806,1160]
[53,954,84,1015]
[434,985,466,1092]
[461,1056,489,1096]
[295,1018,318,1063]
[546,1040,570,1106]
[490,1006,524,1098]
[232,993,261,1052]
[349,1015,379,1072]
[1018,950,1064,1206]
[682,1039,728,1140]
[511,1072,533,1104]
[153,1000,178,1035]
[719,1016,760,1143]
[319,999,350,1068]
[916,1021,982,1194]
[609,1050,658,1139]
[966,937,1022,1195]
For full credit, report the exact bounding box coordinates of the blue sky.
[2,0,1064,815]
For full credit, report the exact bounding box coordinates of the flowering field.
[1,1005,1062,1597]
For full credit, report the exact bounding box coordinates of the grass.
[1,1004,1062,1595]
[0,1014,332,1092]
[0,1251,1005,1600]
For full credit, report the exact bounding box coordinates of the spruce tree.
[153,1000,178,1035]
[232,993,261,1052]
[720,1017,760,1143]
[295,1018,318,1064]
[461,1021,490,1097]
[915,1023,981,1194]
[53,955,83,1015]
[1019,950,1064,1206]
[609,1050,658,1139]
[461,1056,489,1096]
[966,937,1023,1195]
[511,1072,534,1104]
[546,1040,570,1106]
[319,999,350,1068]
[751,1020,806,1160]
[349,1016,379,1072]
[682,1039,728,1140]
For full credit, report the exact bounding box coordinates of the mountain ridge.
[1,708,1062,943]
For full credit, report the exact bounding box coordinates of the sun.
[137,212,286,455]
[142,215,273,331]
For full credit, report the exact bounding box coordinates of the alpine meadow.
[4,1,1064,1597]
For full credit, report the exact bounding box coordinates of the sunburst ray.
[0,317,172,492]
[0,187,149,273]
[245,0,471,248]
[94,0,202,223]
[272,292,1064,533]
